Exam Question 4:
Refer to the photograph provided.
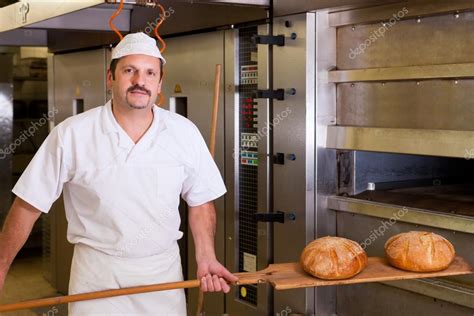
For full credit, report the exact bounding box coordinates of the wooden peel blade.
[0,256,471,312]
[234,256,473,290]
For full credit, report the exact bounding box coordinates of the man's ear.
[157,77,163,93]
[106,69,113,90]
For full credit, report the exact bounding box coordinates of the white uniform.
[13,101,226,315]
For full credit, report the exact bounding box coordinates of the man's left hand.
[197,259,238,293]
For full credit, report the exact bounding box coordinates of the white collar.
[101,100,167,149]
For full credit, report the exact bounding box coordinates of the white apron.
[68,242,186,315]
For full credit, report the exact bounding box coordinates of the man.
[0,32,237,315]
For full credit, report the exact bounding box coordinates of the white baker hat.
[111,32,166,64]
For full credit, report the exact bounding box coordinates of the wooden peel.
[196,63,222,315]
[0,256,471,312]
[233,256,472,289]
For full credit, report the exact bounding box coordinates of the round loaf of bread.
[300,236,368,280]
[385,231,455,272]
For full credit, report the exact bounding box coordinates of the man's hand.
[188,202,238,293]
[197,258,238,293]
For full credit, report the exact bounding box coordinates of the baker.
[0,32,237,315]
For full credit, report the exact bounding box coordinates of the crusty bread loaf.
[300,236,368,280]
[385,231,455,272]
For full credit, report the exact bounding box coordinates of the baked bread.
[385,231,455,272]
[300,236,368,280]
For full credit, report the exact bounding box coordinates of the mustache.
[127,85,151,96]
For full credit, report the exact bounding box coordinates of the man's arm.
[0,197,42,292]
[189,201,238,293]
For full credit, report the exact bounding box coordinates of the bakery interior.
[0,0,474,315]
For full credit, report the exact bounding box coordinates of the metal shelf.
[13,76,47,82]
[328,63,474,83]
[328,195,474,234]
[328,0,474,27]
[175,0,269,5]
[381,278,474,309]
[326,126,474,158]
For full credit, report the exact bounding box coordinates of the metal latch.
[254,211,296,223]
[253,89,285,100]
[274,152,285,165]
[251,34,285,46]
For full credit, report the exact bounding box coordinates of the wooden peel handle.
[0,279,201,312]
[197,63,222,315]
[209,64,221,158]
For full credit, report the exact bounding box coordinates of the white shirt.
[13,101,226,258]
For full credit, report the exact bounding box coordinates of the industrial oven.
[320,2,474,314]
[215,2,474,314]
[0,0,473,315]
[230,3,474,315]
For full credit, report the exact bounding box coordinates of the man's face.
[107,54,162,110]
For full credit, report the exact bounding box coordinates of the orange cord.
[109,0,125,41]
[154,3,167,106]
[153,4,167,53]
